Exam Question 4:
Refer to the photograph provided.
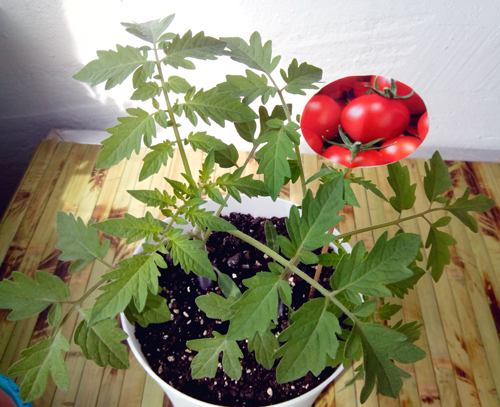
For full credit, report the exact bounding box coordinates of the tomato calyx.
[324,125,385,160]
[370,76,414,100]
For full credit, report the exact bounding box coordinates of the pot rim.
[121,196,350,407]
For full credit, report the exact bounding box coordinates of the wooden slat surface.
[0,140,498,407]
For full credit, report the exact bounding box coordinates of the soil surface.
[134,213,337,406]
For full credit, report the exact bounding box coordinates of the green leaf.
[195,292,235,321]
[97,108,156,168]
[121,15,175,43]
[74,45,147,89]
[423,151,452,202]
[249,329,279,370]
[131,82,160,100]
[124,292,171,327]
[132,62,155,88]
[332,233,421,298]
[139,140,175,181]
[280,59,322,95]
[95,212,165,243]
[255,124,296,199]
[185,206,236,232]
[222,32,281,74]
[234,120,256,142]
[354,323,425,402]
[216,168,267,202]
[178,88,257,127]
[75,317,129,369]
[8,332,69,402]
[286,175,344,253]
[128,188,176,209]
[353,300,377,318]
[187,331,243,380]
[425,226,456,281]
[264,220,280,252]
[217,70,276,104]
[447,189,495,232]
[386,162,416,213]
[56,212,110,273]
[227,272,290,340]
[348,174,388,202]
[166,228,215,280]
[167,75,191,93]
[0,271,69,321]
[276,298,341,382]
[90,253,166,323]
[378,303,403,320]
[386,263,425,298]
[163,31,226,69]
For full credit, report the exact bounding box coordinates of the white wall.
[1,0,499,209]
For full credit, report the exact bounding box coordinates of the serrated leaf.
[332,233,420,298]
[286,175,344,252]
[48,303,62,328]
[228,272,290,340]
[185,206,236,232]
[139,141,174,181]
[97,108,156,168]
[124,292,171,327]
[447,188,494,232]
[187,331,243,380]
[132,62,155,88]
[217,70,276,104]
[131,82,160,100]
[166,228,215,280]
[353,300,377,318]
[387,162,416,213]
[234,120,256,142]
[276,298,340,382]
[216,168,267,202]
[128,188,176,209]
[90,253,166,323]
[425,226,456,281]
[167,75,191,93]
[264,220,279,252]
[386,263,425,298]
[163,30,226,69]
[122,15,175,43]
[55,212,110,273]
[378,303,403,320]
[222,32,281,74]
[249,329,279,370]
[280,58,322,95]
[8,332,69,402]
[178,88,257,127]
[216,270,241,299]
[423,151,452,202]
[355,323,425,402]
[349,175,388,202]
[255,124,296,199]
[95,212,165,243]
[74,45,147,89]
[195,292,235,321]
[0,271,69,321]
[75,317,129,369]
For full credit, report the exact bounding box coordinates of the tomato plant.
[351,150,386,167]
[301,127,323,154]
[300,94,341,140]
[379,135,421,164]
[417,112,429,140]
[370,76,426,115]
[340,94,410,143]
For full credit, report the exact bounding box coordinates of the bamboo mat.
[0,139,499,407]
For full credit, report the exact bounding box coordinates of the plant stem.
[268,75,306,196]
[153,46,194,182]
[332,207,443,241]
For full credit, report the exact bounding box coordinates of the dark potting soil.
[134,213,338,406]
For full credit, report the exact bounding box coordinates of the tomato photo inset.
[300,75,428,168]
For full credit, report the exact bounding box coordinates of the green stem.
[153,46,194,182]
[268,75,306,196]
[333,207,443,241]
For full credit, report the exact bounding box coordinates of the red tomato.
[417,112,429,140]
[351,150,387,168]
[300,95,341,140]
[340,94,410,143]
[379,136,421,164]
[320,76,370,100]
[371,76,426,115]
[301,127,323,154]
[323,146,352,168]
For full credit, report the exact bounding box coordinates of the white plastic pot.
[121,196,350,407]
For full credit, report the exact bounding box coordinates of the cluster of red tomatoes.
[300,75,428,168]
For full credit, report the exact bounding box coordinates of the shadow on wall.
[0,3,121,216]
